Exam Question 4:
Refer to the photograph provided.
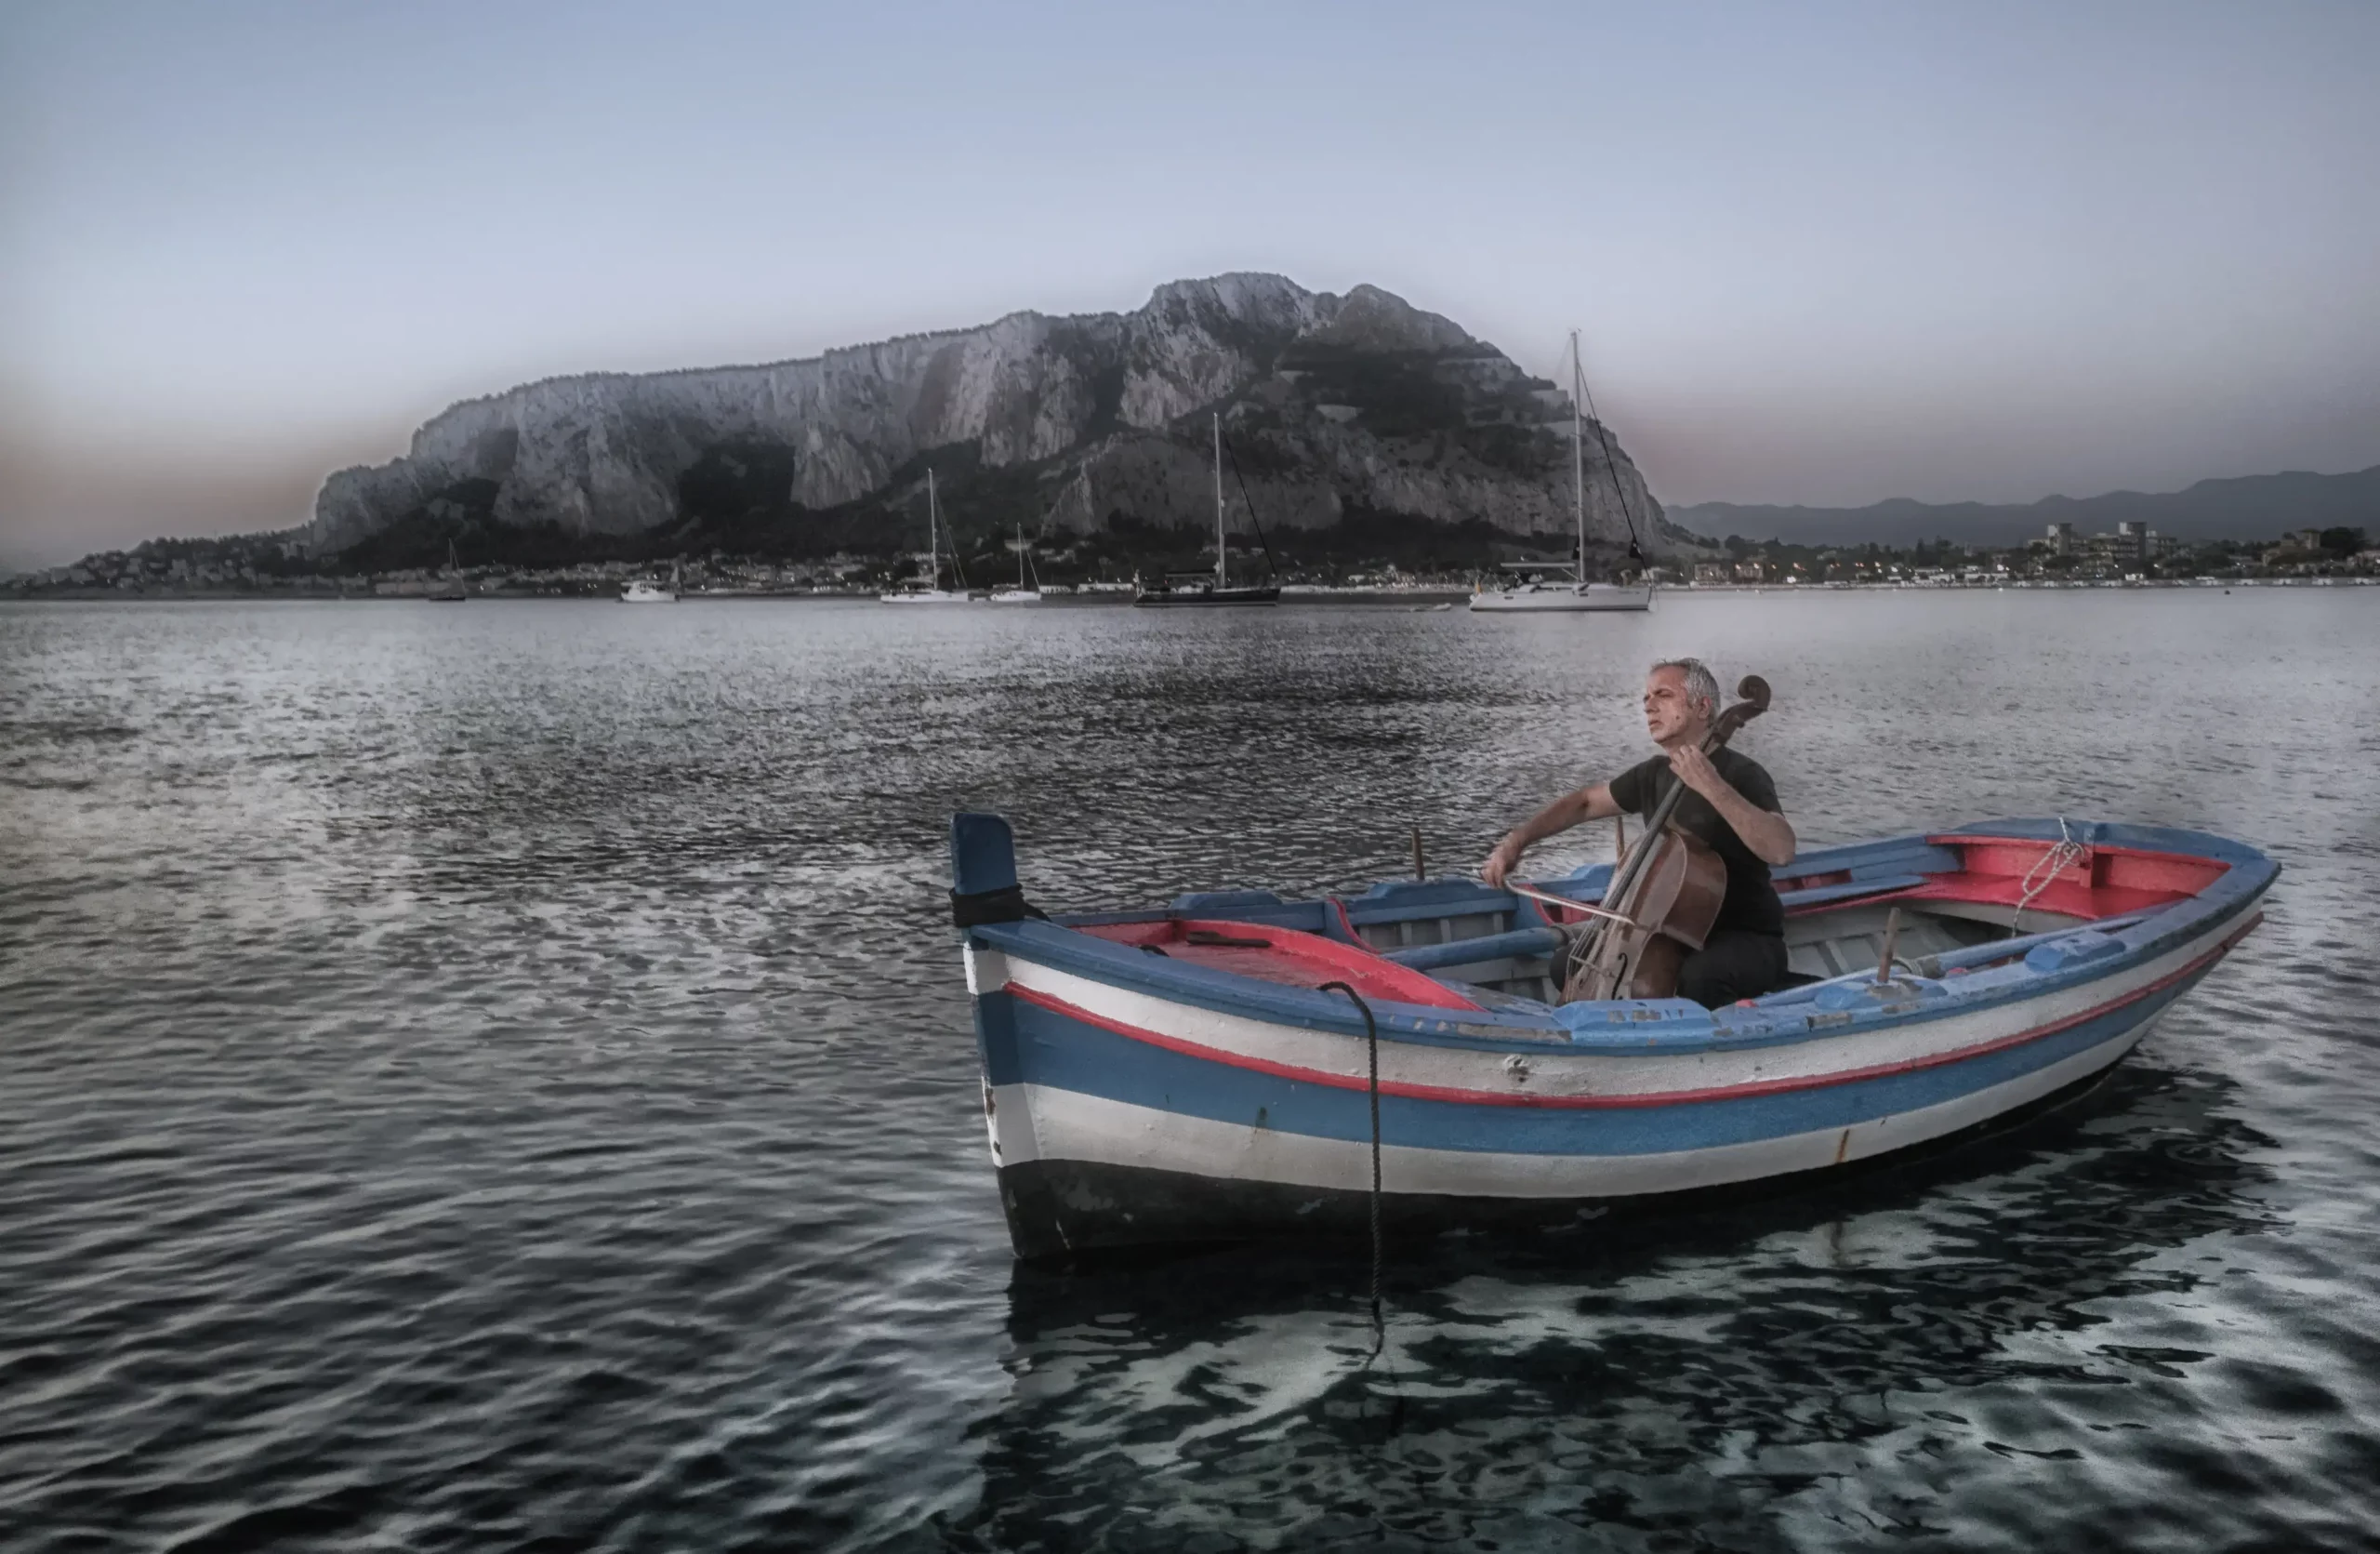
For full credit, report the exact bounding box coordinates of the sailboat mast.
[928,469,941,590]
[1570,329,1586,584]
[1212,413,1226,590]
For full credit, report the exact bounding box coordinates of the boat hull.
[1133,586,1282,606]
[1470,585,1652,613]
[951,816,2274,1260]
[992,1057,2131,1259]
[982,991,2179,1259]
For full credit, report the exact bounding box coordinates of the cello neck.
[1645,709,1751,827]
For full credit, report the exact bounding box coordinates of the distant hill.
[301,273,1683,573]
[1666,466,2380,550]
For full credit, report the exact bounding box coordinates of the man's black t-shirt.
[1606,747,1786,937]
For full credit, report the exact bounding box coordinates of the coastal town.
[1679,520,2376,588]
[6,518,2372,599]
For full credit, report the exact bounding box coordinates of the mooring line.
[1316,980,1384,1356]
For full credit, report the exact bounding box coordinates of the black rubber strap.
[950,883,1042,927]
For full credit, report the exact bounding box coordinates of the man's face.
[1643,668,1705,745]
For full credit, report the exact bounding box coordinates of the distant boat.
[882,470,975,604]
[1473,568,1653,613]
[428,540,468,602]
[989,524,1042,604]
[622,558,680,604]
[1471,330,1651,615]
[1134,415,1281,606]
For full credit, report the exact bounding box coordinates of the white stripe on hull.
[986,1008,2159,1200]
[968,912,2238,1102]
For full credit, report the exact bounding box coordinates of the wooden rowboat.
[948,815,2275,1260]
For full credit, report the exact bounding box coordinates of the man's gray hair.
[1651,657,1721,717]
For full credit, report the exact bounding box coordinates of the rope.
[1317,980,1384,1360]
[2010,816,2085,935]
[1572,345,1646,562]
[1219,432,1285,582]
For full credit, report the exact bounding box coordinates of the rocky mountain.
[1667,466,2380,551]
[304,274,1677,565]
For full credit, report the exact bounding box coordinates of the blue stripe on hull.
[974,985,1025,1087]
[993,968,2212,1156]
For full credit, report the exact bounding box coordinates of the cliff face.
[305,273,1673,559]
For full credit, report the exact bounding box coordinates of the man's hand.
[1667,743,1727,800]
[1482,836,1523,889]
[1666,745,1798,866]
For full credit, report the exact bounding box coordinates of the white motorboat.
[622,559,681,604]
[1471,329,1652,615]
[882,470,976,604]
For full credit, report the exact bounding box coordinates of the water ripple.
[2,593,2375,1551]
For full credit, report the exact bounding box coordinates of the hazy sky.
[5,0,2376,569]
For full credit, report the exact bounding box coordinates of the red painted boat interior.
[1879,837,2227,922]
[1078,918,1482,1011]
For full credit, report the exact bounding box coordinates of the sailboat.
[1471,331,1652,614]
[1133,415,1281,606]
[881,470,974,604]
[988,525,1042,604]
[622,557,680,603]
[428,539,468,602]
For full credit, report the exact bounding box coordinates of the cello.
[1558,674,1771,1003]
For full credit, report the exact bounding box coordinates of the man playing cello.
[1481,657,1798,1008]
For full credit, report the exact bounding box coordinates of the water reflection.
[965,1062,2275,1549]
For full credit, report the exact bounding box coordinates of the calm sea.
[3,591,2374,1552]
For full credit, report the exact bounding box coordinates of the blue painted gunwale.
[962,820,2277,1063]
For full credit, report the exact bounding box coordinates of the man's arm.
[1667,747,1796,866]
[1482,783,1620,887]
